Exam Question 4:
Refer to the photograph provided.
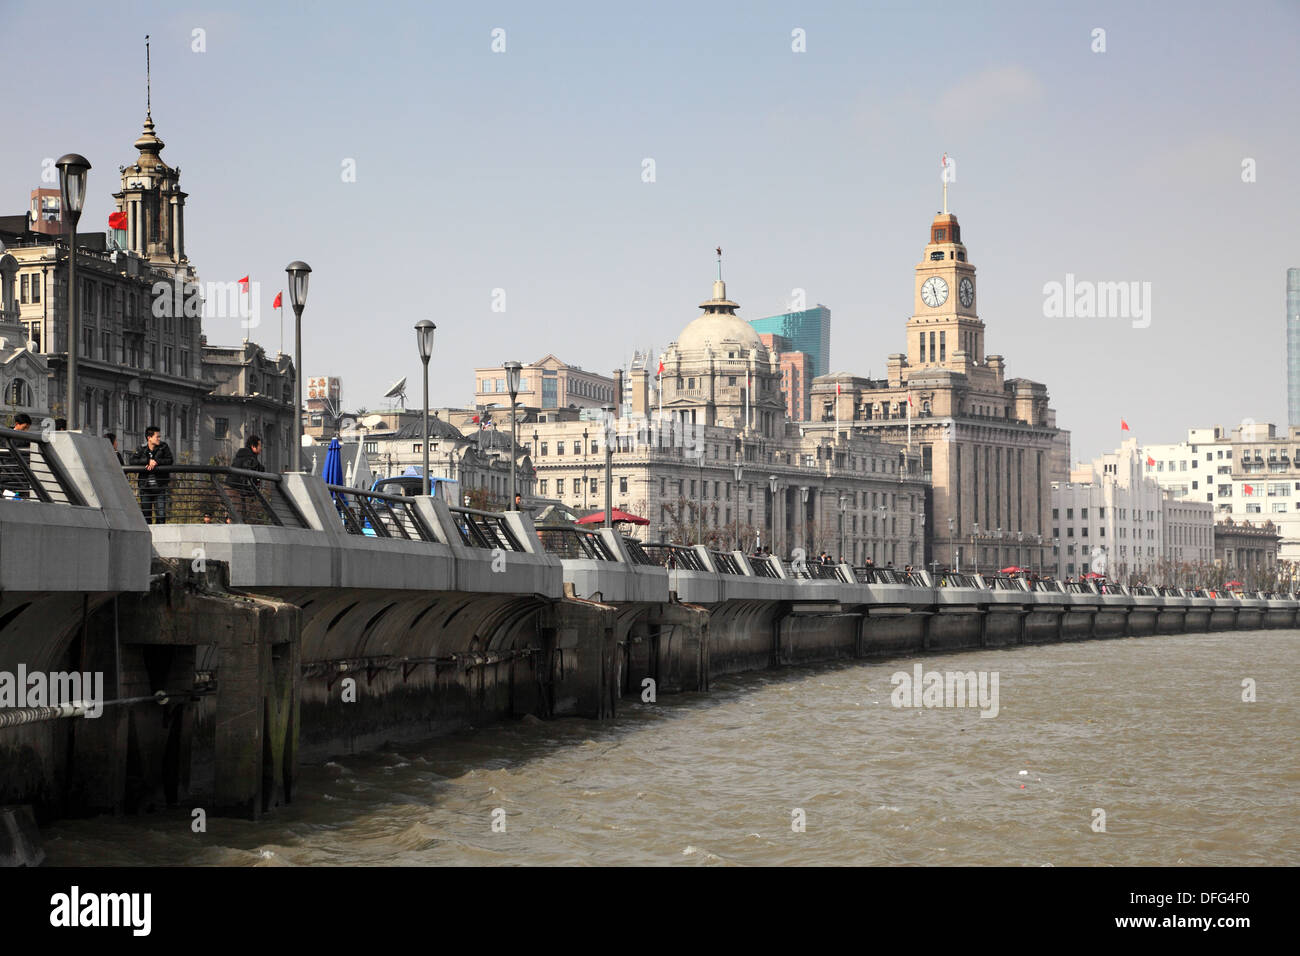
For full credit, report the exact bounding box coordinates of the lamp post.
[582,427,589,510]
[414,321,436,495]
[601,405,613,529]
[768,474,779,556]
[734,460,744,551]
[972,522,980,573]
[56,154,90,430]
[694,446,705,545]
[838,493,847,561]
[948,516,956,572]
[503,360,522,509]
[285,261,312,471]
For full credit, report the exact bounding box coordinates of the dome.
[673,279,765,354]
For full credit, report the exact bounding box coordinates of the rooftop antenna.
[145,34,151,118]
[716,245,722,280]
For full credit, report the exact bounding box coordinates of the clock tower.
[906,211,982,370]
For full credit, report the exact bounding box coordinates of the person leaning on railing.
[228,435,265,521]
[0,413,33,499]
[130,426,174,524]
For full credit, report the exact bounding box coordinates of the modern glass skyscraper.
[1289,269,1300,427]
[749,305,831,380]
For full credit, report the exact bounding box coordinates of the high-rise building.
[755,333,813,421]
[473,356,615,412]
[1288,268,1300,427]
[749,305,830,381]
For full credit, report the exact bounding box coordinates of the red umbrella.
[576,508,649,526]
[1225,580,1244,588]
[999,566,1026,574]
[1085,571,1106,579]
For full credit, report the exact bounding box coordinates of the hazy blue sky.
[3,0,1296,461]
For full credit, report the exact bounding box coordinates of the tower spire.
[940,152,950,214]
[145,34,151,118]
[716,245,722,280]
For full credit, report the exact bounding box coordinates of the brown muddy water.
[43,630,1299,866]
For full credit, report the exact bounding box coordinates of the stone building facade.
[807,209,1062,571]
[529,278,928,564]
[200,343,296,471]
[0,109,207,456]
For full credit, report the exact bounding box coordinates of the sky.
[2,0,1297,462]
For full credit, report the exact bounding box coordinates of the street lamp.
[601,405,614,529]
[768,474,779,556]
[285,260,312,471]
[56,153,90,430]
[734,460,744,551]
[504,360,522,509]
[948,516,956,572]
[414,320,436,495]
[972,522,980,573]
[582,427,590,510]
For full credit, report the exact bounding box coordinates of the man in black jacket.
[131,426,174,524]
[228,435,264,521]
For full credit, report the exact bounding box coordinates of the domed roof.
[673,279,764,354]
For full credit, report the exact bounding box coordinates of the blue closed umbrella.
[323,437,344,487]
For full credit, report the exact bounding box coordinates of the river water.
[44,629,1299,866]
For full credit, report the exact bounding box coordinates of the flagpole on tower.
[941,153,949,214]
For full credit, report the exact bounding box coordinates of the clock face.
[959,277,974,307]
[921,276,949,308]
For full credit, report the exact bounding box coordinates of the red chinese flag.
[273,291,282,309]
[657,360,664,376]
[238,275,249,291]
[1121,419,1130,431]
[108,211,128,230]
[1146,456,1155,466]
[1244,484,1253,495]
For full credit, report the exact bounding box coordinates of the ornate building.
[200,343,296,471]
[808,207,1062,571]
[0,104,206,454]
[530,274,928,564]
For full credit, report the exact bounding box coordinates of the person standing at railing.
[229,434,264,522]
[131,426,174,524]
[1,413,33,499]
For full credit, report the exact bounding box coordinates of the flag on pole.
[108,211,128,230]
[1121,419,1130,431]
[1146,456,1156,466]
[1244,483,1254,496]
[273,291,282,309]
[657,359,664,376]
[238,275,249,291]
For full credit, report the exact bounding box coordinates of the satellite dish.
[383,376,408,408]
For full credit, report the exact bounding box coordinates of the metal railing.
[537,527,615,560]
[935,571,982,588]
[121,465,310,527]
[709,550,743,575]
[856,566,927,586]
[792,561,843,581]
[640,542,708,572]
[448,506,526,551]
[622,537,658,567]
[1064,581,1097,594]
[0,426,84,505]
[328,485,435,541]
[749,554,781,578]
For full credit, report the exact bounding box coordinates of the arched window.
[5,378,30,407]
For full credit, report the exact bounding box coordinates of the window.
[660,478,666,495]
[1082,527,1089,537]
[1081,508,1088,519]
[1272,502,1287,513]
[1066,508,1074,519]
[101,331,111,361]
[540,442,548,456]
[619,477,628,494]
[31,275,39,303]
[20,274,28,303]
[1052,526,1060,537]
[556,479,565,494]
[539,479,548,495]
[939,331,946,361]
[1067,528,1074,537]
[412,444,422,453]
[214,418,229,439]
[1052,508,1059,519]
[1099,527,1105,537]
[556,441,565,455]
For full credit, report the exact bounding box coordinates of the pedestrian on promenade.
[229,434,264,521]
[131,425,174,524]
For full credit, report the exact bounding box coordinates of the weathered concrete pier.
[2,426,1295,827]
